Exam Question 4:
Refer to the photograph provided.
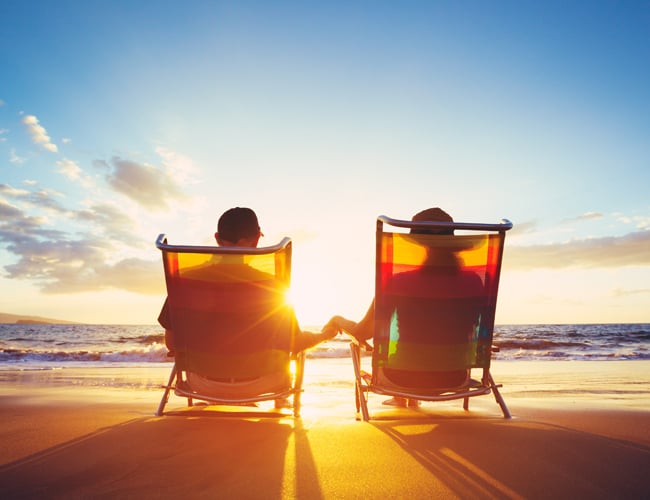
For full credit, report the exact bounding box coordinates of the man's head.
[215,207,262,247]
[410,207,454,235]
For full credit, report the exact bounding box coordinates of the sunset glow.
[0,2,648,325]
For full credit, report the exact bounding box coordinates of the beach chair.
[350,215,513,421]
[155,235,304,417]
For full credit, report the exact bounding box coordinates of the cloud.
[56,158,82,180]
[562,211,604,223]
[0,183,163,295]
[104,156,187,210]
[0,183,67,213]
[9,148,26,164]
[21,115,58,152]
[1,233,162,295]
[0,183,142,244]
[612,288,650,297]
[0,205,64,248]
[505,230,650,269]
[0,184,30,197]
[508,220,537,236]
[617,214,650,230]
[155,146,197,184]
[101,258,163,294]
[555,211,605,231]
[0,198,24,218]
[55,158,96,188]
[0,128,8,142]
[74,202,139,243]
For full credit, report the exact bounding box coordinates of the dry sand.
[1,360,649,498]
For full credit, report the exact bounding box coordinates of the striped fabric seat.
[350,216,512,420]
[155,236,304,417]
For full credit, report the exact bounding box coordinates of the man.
[159,207,338,353]
[158,207,338,407]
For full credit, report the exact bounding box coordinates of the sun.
[286,270,334,328]
[285,244,374,329]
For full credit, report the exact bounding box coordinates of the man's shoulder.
[183,263,276,282]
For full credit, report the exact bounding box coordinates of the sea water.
[1,323,648,370]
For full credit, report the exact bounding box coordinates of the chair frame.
[155,234,305,417]
[350,216,513,421]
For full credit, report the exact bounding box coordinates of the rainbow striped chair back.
[155,235,304,417]
[350,216,512,420]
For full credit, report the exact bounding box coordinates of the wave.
[0,345,171,365]
[0,343,353,366]
[494,339,591,350]
[2,323,649,368]
[2,341,648,366]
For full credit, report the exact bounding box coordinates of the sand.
[1,360,649,498]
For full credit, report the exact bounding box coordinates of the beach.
[1,359,649,498]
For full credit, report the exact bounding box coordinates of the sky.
[1,1,649,326]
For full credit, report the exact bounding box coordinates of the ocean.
[1,323,648,370]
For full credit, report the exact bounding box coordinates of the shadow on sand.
[1,405,649,498]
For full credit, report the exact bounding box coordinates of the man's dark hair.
[217,207,260,243]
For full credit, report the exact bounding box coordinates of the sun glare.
[287,273,335,328]
[286,242,374,329]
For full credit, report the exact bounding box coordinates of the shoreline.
[1,360,649,497]
[2,358,649,402]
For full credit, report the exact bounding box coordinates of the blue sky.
[1,1,649,325]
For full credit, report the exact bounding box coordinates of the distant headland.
[0,312,77,324]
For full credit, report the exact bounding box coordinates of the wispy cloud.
[155,146,197,184]
[0,184,30,197]
[0,140,195,296]
[1,232,161,295]
[55,158,94,187]
[0,183,67,213]
[21,115,58,153]
[56,158,82,180]
[0,128,8,142]
[561,211,604,224]
[617,214,650,230]
[101,156,187,210]
[0,184,163,295]
[508,220,537,236]
[9,148,26,165]
[612,288,650,297]
[0,198,24,218]
[505,230,650,269]
[74,202,140,243]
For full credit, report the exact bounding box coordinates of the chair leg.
[357,380,370,422]
[463,396,469,411]
[350,342,370,421]
[293,352,305,418]
[488,372,512,419]
[293,392,302,418]
[156,365,177,416]
[355,382,361,413]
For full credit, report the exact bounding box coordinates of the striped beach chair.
[350,216,513,420]
[155,235,304,417]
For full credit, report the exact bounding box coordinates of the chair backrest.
[372,216,512,391]
[156,235,296,379]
